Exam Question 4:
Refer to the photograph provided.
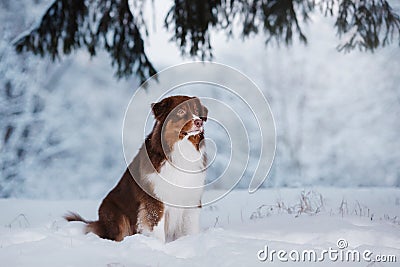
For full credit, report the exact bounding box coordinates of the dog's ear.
[152,97,173,121]
[191,97,208,122]
[201,105,208,122]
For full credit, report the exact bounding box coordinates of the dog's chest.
[150,138,206,206]
[145,138,205,241]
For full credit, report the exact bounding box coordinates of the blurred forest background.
[1,0,400,199]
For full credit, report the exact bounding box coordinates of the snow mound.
[1,188,399,266]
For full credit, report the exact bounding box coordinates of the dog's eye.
[177,109,186,116]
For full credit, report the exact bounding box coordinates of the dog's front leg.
[182,207,201,236]
[151,216,166,243]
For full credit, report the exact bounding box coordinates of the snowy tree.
[1,0,399,199]
[1,0,138,198]
[0,0,51,197]
[13,0,400,82]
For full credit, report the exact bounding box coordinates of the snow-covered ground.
[1,187,399,266]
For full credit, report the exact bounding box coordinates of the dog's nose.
[194,119,203,128]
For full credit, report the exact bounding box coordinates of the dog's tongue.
[182,129,203,137]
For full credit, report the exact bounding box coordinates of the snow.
[1,1,399,264]
[1,188,399,266]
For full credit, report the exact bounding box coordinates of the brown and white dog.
[65,95,208,242]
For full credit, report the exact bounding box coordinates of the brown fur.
[64,95,208,241]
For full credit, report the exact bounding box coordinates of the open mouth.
[181,128,203,137]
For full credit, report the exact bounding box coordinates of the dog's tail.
[64,212,90,223]
[63,212,105,237]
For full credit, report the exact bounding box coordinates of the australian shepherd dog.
[65,95,208,242]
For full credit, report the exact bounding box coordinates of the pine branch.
[165,0,221,60]
[13,0,400,82]
[335,0,400,52]
[14,0,88,59]
[13,0,156,83]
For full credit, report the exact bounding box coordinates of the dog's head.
[152,95,208,150]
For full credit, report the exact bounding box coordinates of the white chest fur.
[147,138,206,242]
[151,138,206,206]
